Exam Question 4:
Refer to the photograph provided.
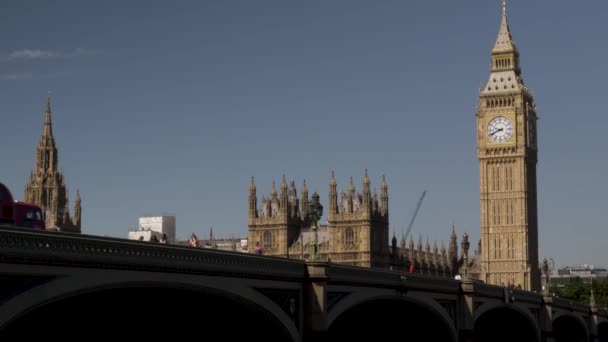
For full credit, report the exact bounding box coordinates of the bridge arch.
[327,293,457,341]
[0,275,300,341]
[552,313,588,342]
[474,302,540,342]
[598,321,608,342]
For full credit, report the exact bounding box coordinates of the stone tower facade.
[477,2,539,290]
[248,170,389,268]
[247,175,303,257]
[326,170,389,268]
[24,97,81,233]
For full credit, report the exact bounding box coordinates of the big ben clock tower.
[477,1,540,291]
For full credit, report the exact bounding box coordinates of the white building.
[128,215,176,243]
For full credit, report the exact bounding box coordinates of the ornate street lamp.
[542,258,550,294]
[307,192,323,261]
[461,233,470,280]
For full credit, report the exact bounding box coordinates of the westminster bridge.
[0,226,606,341]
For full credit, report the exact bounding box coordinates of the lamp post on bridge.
[542,258,550,295]
[589,278,598,308]
[461,233,470,280]
[307,192,323,261]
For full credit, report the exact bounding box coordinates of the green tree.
[550,277,608,308]
[595,277,608,308]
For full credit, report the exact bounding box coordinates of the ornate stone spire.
[271,181,277,199]
[482,0,527,97]
[348,176,355,213]
[43,96,53,139]
[24,96,80,233]
[380,175,388,216]
[280,175,288,213]
[329,171,337,216]
[492,0,516,53]
[248,177,257,219]
[362,169,371,210]
[249,176,256,193]
[36,96,58,172]
[449,224,459,263]
[301,179,309,219]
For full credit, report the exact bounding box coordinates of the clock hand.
[489,128,504,136]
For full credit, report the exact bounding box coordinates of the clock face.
[487,116,513,143]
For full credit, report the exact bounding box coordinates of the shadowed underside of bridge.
[553,315,588,342]
[474,306,539,342]
[0,285,293,340]
[328,298,454,341]
[599,322,608,342]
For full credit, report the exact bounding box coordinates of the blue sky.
[1,1,607,268]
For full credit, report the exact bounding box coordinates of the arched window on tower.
[344,228,354,246]
[263,231,273,249]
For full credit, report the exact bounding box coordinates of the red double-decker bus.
[0,182,45,230]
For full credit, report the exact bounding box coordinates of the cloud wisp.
[7,48,99,61]
[0,72,33,80]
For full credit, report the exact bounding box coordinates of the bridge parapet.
[550,295,595,314]
[510,288,543,305]
[0,225,306,281]
[471,282,506,300]
[327,264,460,293]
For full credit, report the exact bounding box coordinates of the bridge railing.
[0,225,306,281]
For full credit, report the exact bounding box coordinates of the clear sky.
[1,1,607,268]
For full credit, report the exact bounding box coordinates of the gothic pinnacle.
[249,176,256,191]
[43,96,53,138]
